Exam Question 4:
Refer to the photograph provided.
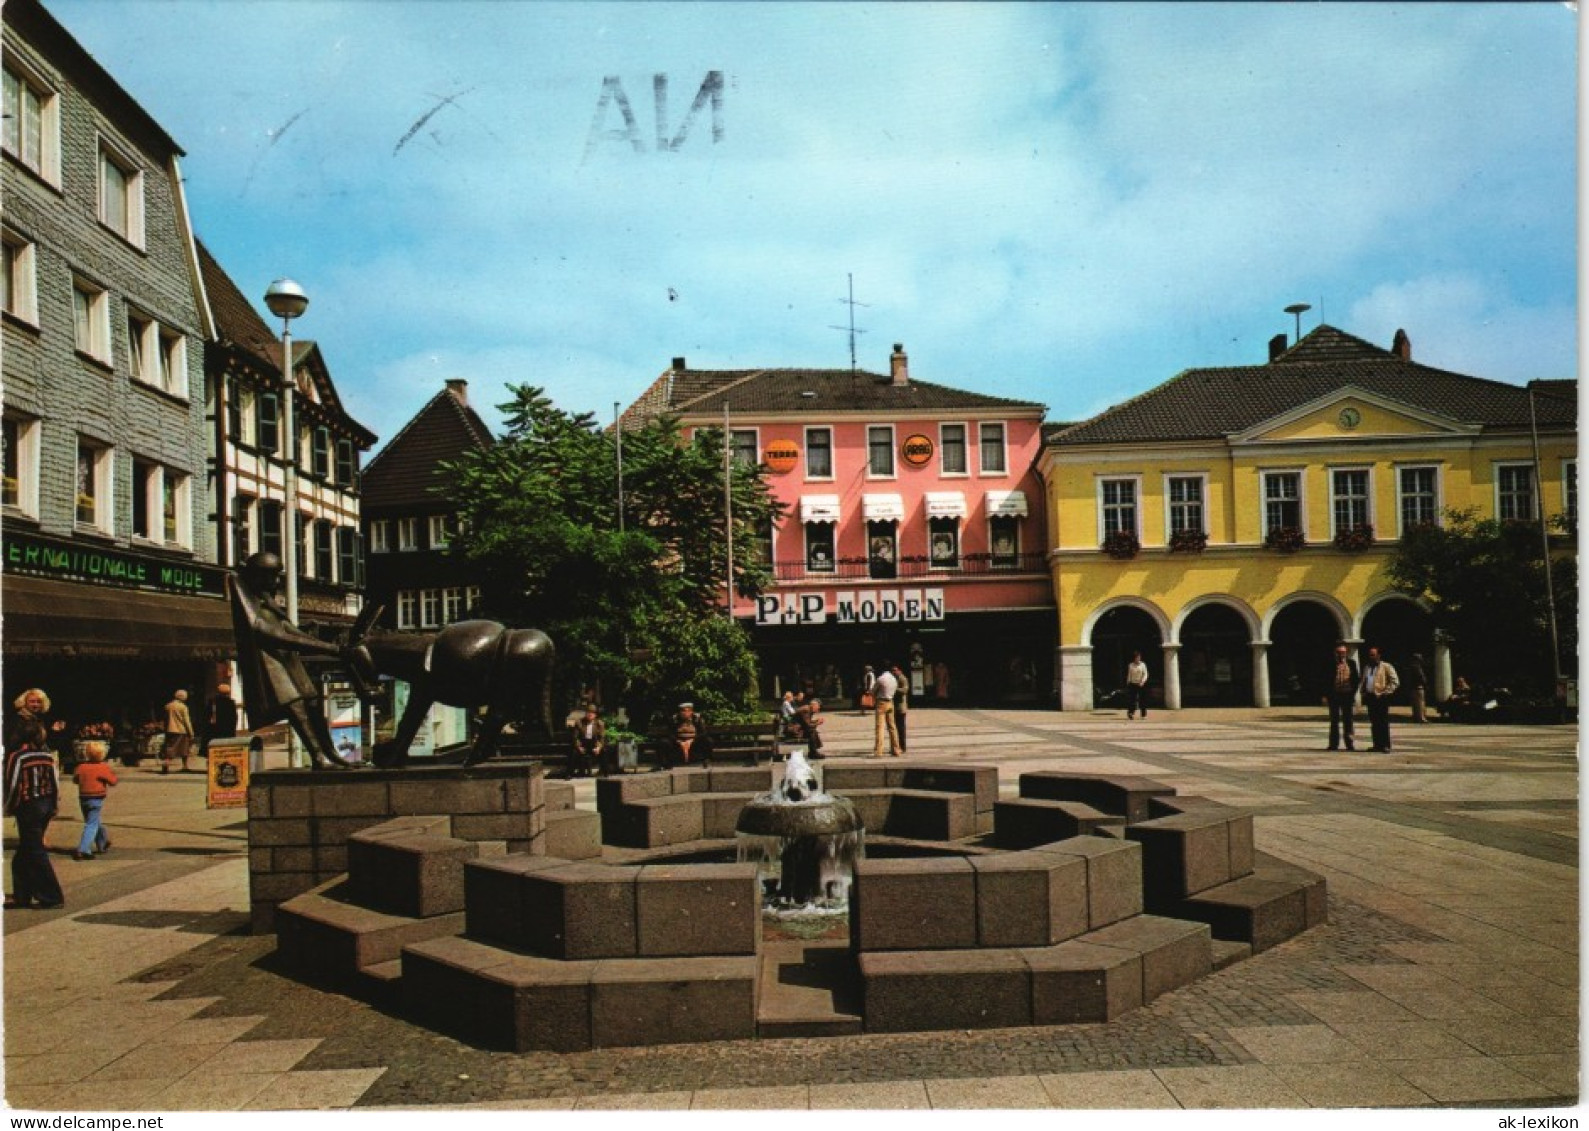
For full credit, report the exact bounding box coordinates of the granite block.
[633,796,705,847]
[1018,772,1175,824]
[309,780,392,817]
[1022,939,1144,1023]
[523,863,642,960]
[701,793,759,839]
[1127,812,1236,904]
[851,857,977,952]
[1032,836,1144,929]
[970,850,1089,948]
[898,764,998,812]
[589,956,759,1047]
[884,789,976,840]
[1180,873,1313,952]
[463,855,574,946]
[634,863,759,957]
[994,798,1123,849]
[860,948,1031,1032]
[710,766,773,795]
[543,809,603,859]
[1084,914,1212,1002]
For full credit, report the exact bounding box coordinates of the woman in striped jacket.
[5,720,63,910]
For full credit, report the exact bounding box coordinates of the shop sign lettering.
[755,588,945,626]
[3,530,226,597]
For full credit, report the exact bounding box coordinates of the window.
[75,438,113,532]
[133,459,156,539]
[256,392,280,453]
[867,426,894,477]
[397,517,419,551]
[867,520,897,580]
[421,588,442,629]
[929,516,960,568]
[397,590,418,630]
[979,422,1007,475]
[336,527,360,585]
[126,314,183,395]
[315,519,334,579]
[259,501,283,559]
[2,232,37,323]
[231,384,252,443]
[98,141,144,245]
[1564,460,1577,529]
[990,516,1020,567]
[72,279,110,363]
[1398,466,1440,533]
[163,471,188,546]
[1262,471,1303,535]
[1497,463,1536,521]
[312,427,331,479]
[335,439,357,486]
[730,429,759,466]
[1166,475,1205,536]
[428,514,453,549]
[295,512,309,577]
[3,415,39,517]
[805,522,835,573]
[466,585,481,613]
[3,63,57,182]
[233,495,255,563]
[369,519,390,553]
[1331,469,1371,535]
[1099,477,1138,538]
[444,587,466,624]
[805,427,833,479]
[752,518,774,568]
[940,424,968,475]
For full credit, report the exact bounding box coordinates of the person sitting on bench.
[662,702,712,769]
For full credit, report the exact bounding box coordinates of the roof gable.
[362,386,495,510]
[1232,386,1479,444]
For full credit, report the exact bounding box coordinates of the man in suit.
[1360,646,1401,753]
[1325,643,1360,752]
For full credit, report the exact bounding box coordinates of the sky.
[47,1,1579,451]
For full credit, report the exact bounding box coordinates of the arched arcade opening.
[1090,605,1164,708]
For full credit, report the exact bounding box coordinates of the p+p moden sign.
[756,589,945,626]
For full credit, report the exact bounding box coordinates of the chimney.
[1391,329,1411,361]
[672,356,687,371]
[890,342,910,386]
[445,378,468,405]
[1268,333,1289,362]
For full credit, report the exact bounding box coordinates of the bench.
[643,717,783,767]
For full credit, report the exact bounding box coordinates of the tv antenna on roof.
[829,273,869,372]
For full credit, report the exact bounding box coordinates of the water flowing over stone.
[735,750,865,912]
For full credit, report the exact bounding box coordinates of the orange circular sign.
[764,439,800,474]
[901,434,935,467]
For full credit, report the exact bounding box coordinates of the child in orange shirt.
[71,741,117,860]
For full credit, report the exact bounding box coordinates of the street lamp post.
[264,278,309,766]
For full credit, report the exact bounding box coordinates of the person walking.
[872,661,903,757]
[163,690,195,774]
[1325,643,1360,751]
[71,740,117,860]
[201,684,239,759]
[1407,653,1429,723]
[890,663,910,752]
[1125,652,1150,719]
[5,720,64,910]
[1360,645,1400,752]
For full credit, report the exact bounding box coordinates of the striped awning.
[985,489,1029,517]
[925,491,967,518]
[862,493,905,521]
[799,495,841,523]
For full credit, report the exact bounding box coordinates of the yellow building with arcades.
[1037,325,1576,711]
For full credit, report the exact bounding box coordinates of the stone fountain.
[734,749,865,909]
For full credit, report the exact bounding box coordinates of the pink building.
[624,345,1054,706]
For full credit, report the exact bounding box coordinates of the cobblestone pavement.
[3,706,1578,1113]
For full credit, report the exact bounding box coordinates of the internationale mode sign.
[3,530,227,598]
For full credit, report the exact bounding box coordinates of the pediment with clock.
[1228,385,1480,446]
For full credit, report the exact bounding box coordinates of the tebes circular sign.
[763,439,800,474]
[901,434,935,467]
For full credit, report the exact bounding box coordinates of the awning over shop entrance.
[799,495,842,523]
[862,493,905,521]
[986,489,1029,517]
[3,574,236,660]
[925,491,967,518]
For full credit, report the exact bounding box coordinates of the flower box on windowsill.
[1265,526,1306,553]
[1101,530,1141,559]
[1333,523,1376,552]
[1168,529,1208,554]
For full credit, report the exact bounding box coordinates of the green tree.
[1388,507,1576,697]
[441,385,782,724]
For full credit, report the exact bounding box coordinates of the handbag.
[860,693,875,709]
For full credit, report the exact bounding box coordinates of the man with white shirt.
[872,661,903,757]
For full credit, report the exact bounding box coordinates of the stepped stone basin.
[735,750,865,908]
